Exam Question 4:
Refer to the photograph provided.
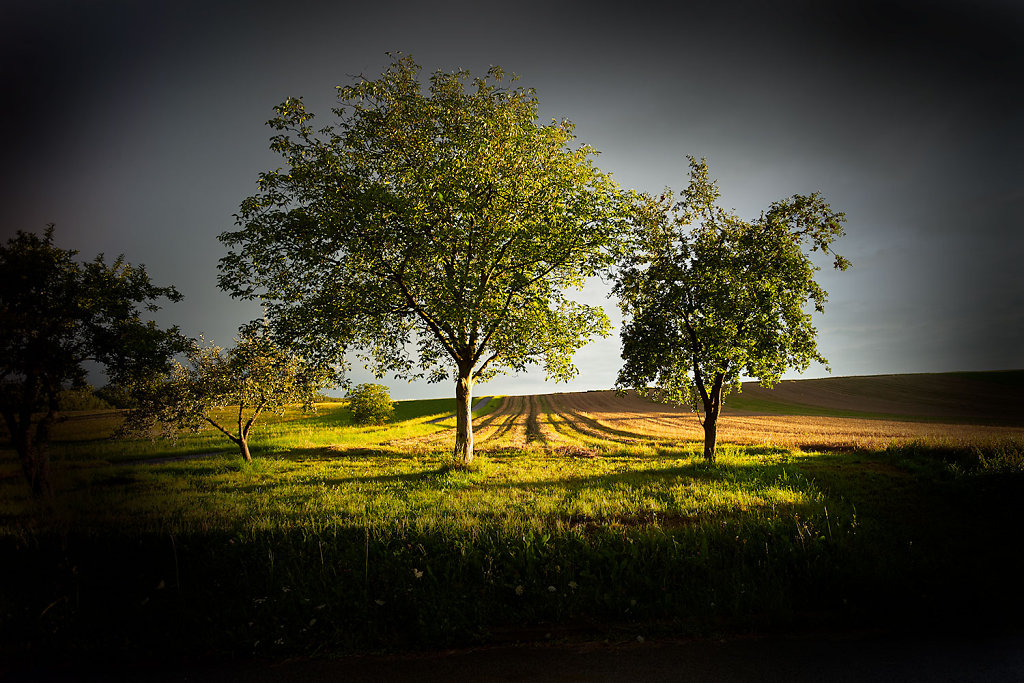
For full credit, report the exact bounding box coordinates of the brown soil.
[525,389,1024,450]
[735,371,1024,423]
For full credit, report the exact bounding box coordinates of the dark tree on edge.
[0,227,184,496]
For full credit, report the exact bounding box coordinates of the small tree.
[124,326,337,462]
[346,383,395,425]
[615,158,850,462]
[0,226,184,497]
[218,55,644,466]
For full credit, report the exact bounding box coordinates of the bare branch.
[204,415,240,445]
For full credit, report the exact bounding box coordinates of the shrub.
[57,386,113,411]
[94,383,137,409]
[347,383,395,425]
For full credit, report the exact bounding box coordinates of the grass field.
[2,372,1023,669]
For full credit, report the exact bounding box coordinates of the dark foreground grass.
[2,429,1023,669]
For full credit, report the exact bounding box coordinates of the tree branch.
[243,403,266,440]
[393,270,461,362]
[683,316,710,410]
[473,258,568,364]
[473,350,502,380]
[203,415,240,444]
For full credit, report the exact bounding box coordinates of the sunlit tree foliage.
[123,325,337,462]
[219,55,645,464]
[615,158,850,462]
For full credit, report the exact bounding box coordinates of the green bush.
[58,386,113,411]
[347,383,395,425]
[94,383,137,409]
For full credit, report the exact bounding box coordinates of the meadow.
[2,373,1023,668]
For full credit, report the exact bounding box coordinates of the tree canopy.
[615,157,850,462]
[0,226,184,496]
[219,55,644,464]
[123,325,337,462]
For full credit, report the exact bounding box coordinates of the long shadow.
[319,466,453,487]
[230,466,453,495]
[543,398,647,446]
[164,440,801,498]
[262,445,425,463]
[463,460,801,496]
[294,449,815,497]
[110,436,911,508]
[471,397,519,440]
[479,441,790,462]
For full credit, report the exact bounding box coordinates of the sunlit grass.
[3,396,499,467]
[2,442,828,538]
[2,394,1023,663]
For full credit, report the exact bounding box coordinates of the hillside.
[725,370,1024,425]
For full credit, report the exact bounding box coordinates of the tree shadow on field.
[263,444,422,463]
[108,438,914,517]
[320,450,821,508]
[249,441,811,493]
[479,461,791,495]
[594,442,793,462]
[319,466,455,488]
[228,468,455,496]
[241,443,468,488]
[548,411,650,444]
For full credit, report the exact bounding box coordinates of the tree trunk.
[701,374,725,464]
[702,414,718,463]
[453,370,474,466]
[9,413,55,498]
[18,443,54,498]
[238,437,253,463]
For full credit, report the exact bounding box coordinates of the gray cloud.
[3,0,1020,397]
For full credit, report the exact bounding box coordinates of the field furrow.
[534,390,1024,449]
[388,387,1024,454]
[542,394,647,446]
[475,395,527,447]
[555,391,704,440]
[528,395,579,448]
[524,394,543,443]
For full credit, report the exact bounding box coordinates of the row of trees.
[219,55,849,466]
[0,226,393,496]
[2,55,848,497]
[0,229,340,494]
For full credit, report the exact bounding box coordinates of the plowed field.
[454,389,1024,451]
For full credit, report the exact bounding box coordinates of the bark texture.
[700,372,725,463]
[239,438,253,463]
[702,415,719,463]
[3,402,57,498]
[453,371,474,465]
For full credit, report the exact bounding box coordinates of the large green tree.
[0,226,184,496]
[219,55,642,465]
[615,158,850,462]
[123,325,337,462]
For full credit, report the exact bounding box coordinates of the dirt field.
[730,370,1024,423]
[457,371,1024,451]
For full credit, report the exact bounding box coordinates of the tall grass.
[1,396,498,469]
[2,399,1023,665]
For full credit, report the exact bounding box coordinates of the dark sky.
[3,0,1022,398]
